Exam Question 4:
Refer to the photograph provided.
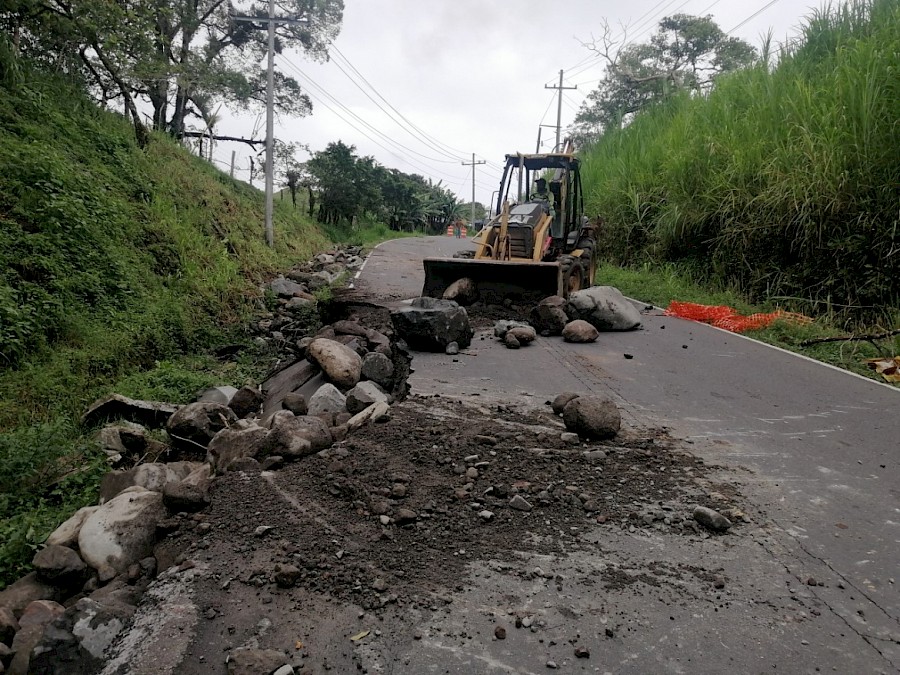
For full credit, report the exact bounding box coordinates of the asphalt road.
[353,235,900,674]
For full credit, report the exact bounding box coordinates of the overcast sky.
[213,0,821,208]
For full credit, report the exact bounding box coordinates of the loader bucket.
[422,257,562,304]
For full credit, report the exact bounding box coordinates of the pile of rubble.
[390,285,644,354]
[0,250,413,675]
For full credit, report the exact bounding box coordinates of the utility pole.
[461,153,485,230]
[544,70,577,152]
[536,124,557,153]
[232,9,307,247]
[230,150,236,178]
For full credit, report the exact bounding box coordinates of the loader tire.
[576,236,597,287]
[559,255,586,297]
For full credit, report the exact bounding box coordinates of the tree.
[572,15,755,143]
[13,0,344,144]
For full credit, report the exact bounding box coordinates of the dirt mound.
[169,397,741,612]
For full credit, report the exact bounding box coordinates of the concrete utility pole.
[544,70,577,152]
[230,150,236,178]
[461,153,486,230]
[232,9,308,247]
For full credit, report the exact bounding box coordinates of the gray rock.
[7,601,65,674]
[32,545,87,588]
[509,495,533,512]
[162,481,209,513]
[78,487,166,580]
[504,333,520,349]
[207,423,269,474]
[0,606,19,646]
[28,597,134,674]
[445,341,460,355]
[306,338,363,389]
[560,432,580,445]
[46,506,98,549]
[530,295,568,335]
[81,395,179,429]
[274,565,301,588]
[285,296,314,311]
[307,383,347,416]
[562,319,599,343]
[562,396,621,440]
[565,286,642,331]
[346,401,390,431]
[266,411,333,458]
[0,574,60,619]
[281,392,308,416]
[692,506,732,532]
[270,275,307,298]
[228,386,264,418]
[99,461,200,502]
[507,325,536,345]
[360,353,394,391]
[551,392,580,415]
[478,510,494,521]
[345,381,389,415]
[391,298,473,351]
[166,402,238,454]
[197,385,238,406]
[95,422,148,461]
[226,648,290,675]
[442,277,478,305]
[493,320,530,339]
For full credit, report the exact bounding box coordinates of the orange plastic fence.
[664,302,811,333]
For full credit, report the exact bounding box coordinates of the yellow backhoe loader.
[422,148,597,303]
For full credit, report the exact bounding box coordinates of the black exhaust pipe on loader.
[422,257,563,305]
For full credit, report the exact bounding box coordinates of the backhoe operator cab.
[421,148,597,302]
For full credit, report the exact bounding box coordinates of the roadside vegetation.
[579,0,898,335]
[0,62,335,586]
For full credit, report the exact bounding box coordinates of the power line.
[280,58,469,185]
[727,0,782,34]
[328,44,471,161]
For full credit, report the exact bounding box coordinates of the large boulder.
[530,295,568,335]
[77,487,166,580]
[166,402,237,454]
[196,385,238,406]
[493,320,530,339]
[81,395,178,429]
[360,352,394,389]
[0,606,19,645]
[99,462,201,503]
[345,381,390,415]
[8,601,65,675]
[565,286,642,331]
[562,395,621,440]
[226,648,290,675]
[306,338,362,389]
[562,319,599,343]
[28,597,134,675]
[0,573,60,618]
[307,383,347,416]
[266,411,333,459]
[442,277,478,305]
[32,545,87,589]
[391,297,473,351]
[206,422,270,473]
[46,506,98,548]
[269,275,307,298]
[228,386,264,418]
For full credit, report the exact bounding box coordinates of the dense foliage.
[304,141,467,233]
[573,14,756,144]
[0,63,328,585]
[2,0,343,144]
[580,0,899,322]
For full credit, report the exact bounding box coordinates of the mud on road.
[158,394,749,673]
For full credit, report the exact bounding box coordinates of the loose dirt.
[163,395,744,614]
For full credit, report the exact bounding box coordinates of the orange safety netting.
[664,301,812,333]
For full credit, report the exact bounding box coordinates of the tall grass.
[581,0,899,323]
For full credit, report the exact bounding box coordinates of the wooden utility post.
[461,153,485,231]
[544,70,577,152]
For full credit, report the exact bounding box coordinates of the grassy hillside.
[580,0,899,325]
[0,63,330,585]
